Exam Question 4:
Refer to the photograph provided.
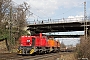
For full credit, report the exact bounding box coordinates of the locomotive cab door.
[32,37,35,47]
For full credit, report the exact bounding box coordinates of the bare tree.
[60,41,66,48]
[0,0,11,27]
[12,2,30,38]
[0,0,31,52]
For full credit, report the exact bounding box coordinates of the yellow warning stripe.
[17,49,22,54]
[30,49,34,54]
[19,50,22,54]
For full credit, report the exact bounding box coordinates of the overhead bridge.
[27,18,90,35]
[42,31,84,38]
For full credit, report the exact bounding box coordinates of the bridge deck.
[27,18,90,36]
[27,18,89,25]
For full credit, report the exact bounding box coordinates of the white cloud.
[26,0,59,18]
[12,0,85,19]
[27,0,84,17]
[68,15,84,18]
[66,15,84,22]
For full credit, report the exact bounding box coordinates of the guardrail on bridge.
[27,17,90,25]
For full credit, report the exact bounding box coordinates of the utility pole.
[9,6,12,52]
[84,1,87,40]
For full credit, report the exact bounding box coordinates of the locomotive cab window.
[27,40,30,43]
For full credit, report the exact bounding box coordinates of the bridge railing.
[27,17,89,25]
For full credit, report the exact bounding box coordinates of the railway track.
[25,53,60,60]
[0,52,69,60]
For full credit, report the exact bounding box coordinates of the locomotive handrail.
[27,17,90,25]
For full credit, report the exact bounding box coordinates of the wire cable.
[29,3,51,19]
[53,2,84,18]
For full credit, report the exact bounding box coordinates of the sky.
[12,0,90,46]
[12,0,90,20]
[55,38,80,46]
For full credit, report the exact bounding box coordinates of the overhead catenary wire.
[29,3,51,19]
[12,0,86,22]
[29,1,84,20]
[53,2,84,18]
[12,1,45,20]
[30,12,44,20]
[12,0,79,20]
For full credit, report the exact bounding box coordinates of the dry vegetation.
[60,53,76,60]
[76,30,90,59]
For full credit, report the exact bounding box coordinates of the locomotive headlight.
[27,40,30,43]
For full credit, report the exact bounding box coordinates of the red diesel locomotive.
[17,33,60,55]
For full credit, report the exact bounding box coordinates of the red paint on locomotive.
[20,33,48,47]
[20,36,33,46]
[17,33,60,55]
